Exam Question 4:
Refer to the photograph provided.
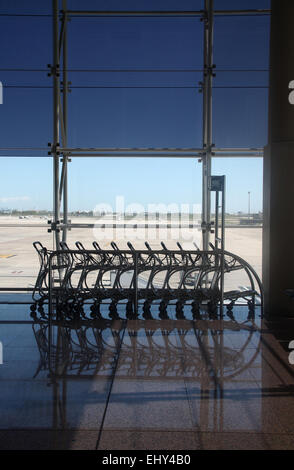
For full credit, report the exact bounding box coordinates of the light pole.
[248,191,251,218]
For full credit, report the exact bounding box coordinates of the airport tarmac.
[0,216,262,289]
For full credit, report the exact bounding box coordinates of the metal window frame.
[53,0,265,244]
[0,0,268,292]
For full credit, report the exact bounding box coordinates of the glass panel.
[0,89,52,150]
[68,88,202,148]
[66,14,203,148]
[214,0,270,9]
[0,15,52,152]
[0,1,51,14]
[0,158,53,289]
[65,156,203,248]
[213,88,268,148]
[211,157,263,279]
[68,17,202,69]
[214,16,270,70]
[68,0,204,12]
[215,70,268,88]
[0,17,51,68]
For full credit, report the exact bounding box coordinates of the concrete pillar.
[263,0,294,316]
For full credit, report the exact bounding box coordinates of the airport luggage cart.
[31,240,263,322]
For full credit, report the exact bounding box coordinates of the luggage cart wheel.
[109,301,119,319]
[126,300,138,320]
[159,300,169,319]
[226,309,235,321]
[227,301,235,313]
[90,302,102,319]
[73,304,83,321]
[176,300,185,319]
[208,301,218,318]
[247,300,255,320]
[30,310,37,319]
[191,301,201,320]
[56,305,63,320]
[142,301,153,320]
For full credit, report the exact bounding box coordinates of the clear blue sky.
[0,0,270,213]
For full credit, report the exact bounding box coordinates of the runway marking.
[0,254,15,258]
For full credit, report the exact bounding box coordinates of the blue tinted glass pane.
[68,17,203,69]
[214,71,268,88]
[0,89,51,149]
[68,88,202,148]
[0,17,51,67]
[213,88,268,148]
[68,0,203,11]
[214,0,270,9]
[0,0,51,14]
[214,16,270,69]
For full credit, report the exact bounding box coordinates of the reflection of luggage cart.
[32,317,261,382]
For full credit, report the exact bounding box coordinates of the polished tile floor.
[1,296,294,450]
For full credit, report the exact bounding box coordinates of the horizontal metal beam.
[214,9,271,16]
[0,68,269,72]
[66,10,203,16]
[0,223,263,229]
[0,146,264,152]
[63,153,203,158]
[60,223,202,229]
[0,288,34,291]
[59,147,203,153]
[0,147,48,151]
[214,147,264,152]
[59,146,264,154]
[212,153,263,157]
[58,146,264,158]
[0,147,264,158]
[213,148,264,157]
[0,9,269,17]
[66,9,270,17]
[0,154,263,158]
[62,153,263,158]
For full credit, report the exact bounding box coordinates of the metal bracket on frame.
[47,219,71,233]
[48,142,61,156]
[204,64,216,77]
[201,220,215,234]
[47,64,60,77]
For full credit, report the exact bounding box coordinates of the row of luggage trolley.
[30,240,263,321]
